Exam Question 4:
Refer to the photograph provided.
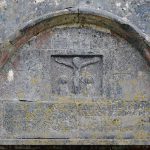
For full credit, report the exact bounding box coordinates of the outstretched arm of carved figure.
[54,58,73,69]
[81,57,100,68]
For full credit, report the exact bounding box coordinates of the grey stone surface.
[0,0,150,145]
[79,0,150,33]
[0,0,150,44]
[1,27,149,101]
[3,102,77,139]
[2,100,149,140]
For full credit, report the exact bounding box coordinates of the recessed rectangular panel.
[51,55,103,97]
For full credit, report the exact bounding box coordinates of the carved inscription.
[51,55,103,97]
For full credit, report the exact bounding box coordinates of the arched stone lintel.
[0,8,150,70]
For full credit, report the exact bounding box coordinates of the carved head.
[72,57,80,67]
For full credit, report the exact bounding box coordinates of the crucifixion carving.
[54,56,100,94]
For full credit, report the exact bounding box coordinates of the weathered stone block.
[0,2,150,145]
[3,102,78,139]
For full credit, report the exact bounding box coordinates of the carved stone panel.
[0,27,150,143]
[51,55,103,97]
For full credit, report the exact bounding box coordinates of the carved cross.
[54,57,100,94]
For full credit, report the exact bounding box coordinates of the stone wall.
[0,0,150,43]
[0,0,150,145]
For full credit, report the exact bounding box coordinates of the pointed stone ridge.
[0,8,150,70]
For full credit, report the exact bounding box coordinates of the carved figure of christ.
[54,57,100,94]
